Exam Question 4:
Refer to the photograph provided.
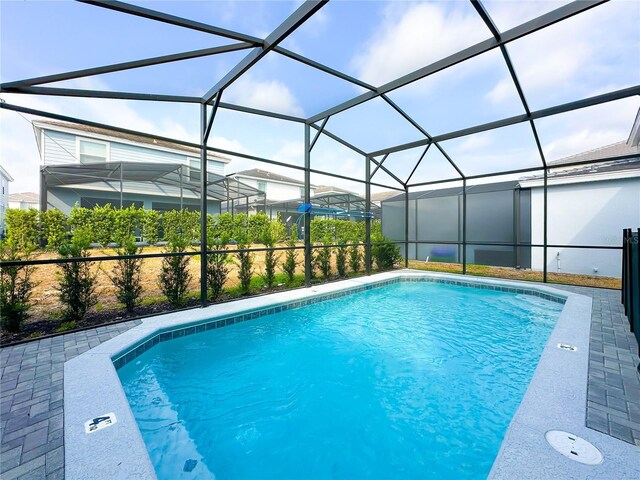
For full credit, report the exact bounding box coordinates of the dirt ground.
[25,244,308,319]
[1,244,360,343]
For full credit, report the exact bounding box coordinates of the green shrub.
[163,209,199,245]
[113,206,142,245]
[158,235,192,307]
[57,228,98,322]
[91,204,116,246]
[40,209,68,250]
[310,218,366,244]
[236,232,253,295]
[5,209,39,251]
[232,213,248,243]
[57,321,77,332]
[247,212,270,243]
[0,241,37,333]
[282,225,298,284]
[142,209,161,245]
[207,234,230,301]
[110,235,143,313]
[69,203,92,233]
[371,232,402,271]
[212,212,234,241]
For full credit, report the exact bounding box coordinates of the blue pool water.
[118,281,563,479]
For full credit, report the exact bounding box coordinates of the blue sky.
[1,0,639,193]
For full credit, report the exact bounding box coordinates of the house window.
[188,158,200,182]
[300,187,304,198]
[78,139,108,164]
[257,181,267,193]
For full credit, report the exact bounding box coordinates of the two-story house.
[33,121,260,215]
[0,165,13,236]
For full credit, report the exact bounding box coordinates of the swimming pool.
[117,280,563,479]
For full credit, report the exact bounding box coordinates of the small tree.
[109,235,143,314]
[236,231,253,295]
[261,222,279,288]
[317,237,333,279]
[0,241,37,333]
[5,209,39,251]
[207,234,230,301]
[57,228,98,323]
[336,245,348,277]
[91,203,116,247]
[142,209,160,245]
[40,209,68,250]
[158,233,192,307]
[349,241,362,273]
[282,225,298,284]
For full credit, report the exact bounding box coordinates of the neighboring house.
[0,165,13,236]
[521,112,640,278]
[229,169,314,202]
[8,192,40,211]
[226,168,316,217]
[381,109,640,278]
[33,121,257,215]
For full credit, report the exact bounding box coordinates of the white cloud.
[486,1,639,105]
[455,133,493,153]
[224,75,304,117]
[351,2,490,86]
[537,97,640,161]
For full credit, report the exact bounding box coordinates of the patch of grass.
[139,295,166,307]
[27,331,43,339]
[407,260,620,289]
[57,321,77,332]
[48,310,64,321]
[95,302,105,312]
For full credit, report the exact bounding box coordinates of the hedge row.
[4,205,380,251]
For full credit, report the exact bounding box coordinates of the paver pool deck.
[1,275,638,479]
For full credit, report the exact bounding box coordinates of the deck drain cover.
[545,430,603,465]
[557,343,577,351]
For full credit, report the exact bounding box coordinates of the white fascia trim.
[233,174,315,189]
[519,169,640,188]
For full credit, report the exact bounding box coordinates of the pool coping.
[63,271,640,479]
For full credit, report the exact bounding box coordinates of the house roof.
[9,192,39,202]
[548,106,640,167]
[315,185,357,195]
[371,191,400,202]
[232,168,310,187]
[547,141,639,166]
[0,165,14,182]
[33,120,231,163]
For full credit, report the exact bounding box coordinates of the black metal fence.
[622,228,639,352]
